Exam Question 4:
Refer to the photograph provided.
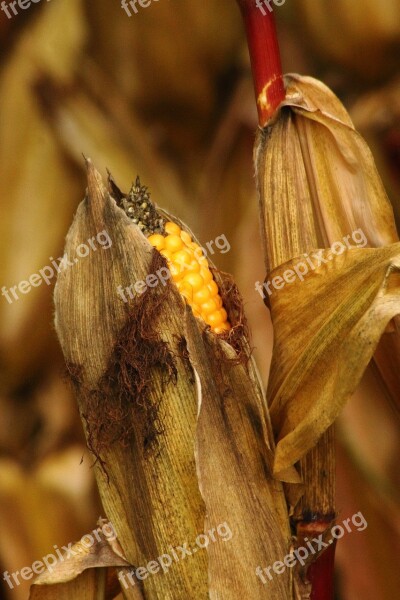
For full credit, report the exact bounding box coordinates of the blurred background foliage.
[0,0,399,598]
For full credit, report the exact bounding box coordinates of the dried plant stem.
[294,428,336,521]
[294,428,336,599]
[236,0,285,126]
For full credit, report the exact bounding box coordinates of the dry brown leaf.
[267,244,400,479]
[255,74,400,489]
[29,526,130,600]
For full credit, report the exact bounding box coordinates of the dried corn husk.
[255,74,398,273]
[54,162,292,599]
[54,161,207,598]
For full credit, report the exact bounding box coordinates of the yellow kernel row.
[147,222,231,334]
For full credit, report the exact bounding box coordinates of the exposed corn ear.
[115,175,231,334]
[148,223,231,334]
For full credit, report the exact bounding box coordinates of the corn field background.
[1,1,400,599]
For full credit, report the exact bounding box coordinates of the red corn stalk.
[236,0,285,126]
[307,543,336,600]
[297,521,337,600]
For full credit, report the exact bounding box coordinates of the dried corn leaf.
[29,526,130,600]
[267,244,400,479]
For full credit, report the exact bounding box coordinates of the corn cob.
[114,176,231,334]
[148,222,231,334]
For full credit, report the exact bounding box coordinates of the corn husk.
[255,74,398,273]
[53,161,293,598]
[54,161,207,598]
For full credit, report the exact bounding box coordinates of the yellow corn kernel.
[165,221,182,236]
[214,322,231,334]
[173,249,192,268]
[198,256,209,268]
[186,259,201,273]
[207,280,219,296]
[183,272,204,292]
[148,234,165,251]
[201,299,219,315]
[160,249,173,261]
[147,224,230,333]
[218,307,228,322]
[200,266,213,283]
[177,281,193,302]
[192,245,207,260]
[192,305,202,318]
[205,310,227,328]
[214,295,223,309]
[169,263,185,281]
[165,234,184,253]
[193,287,211,304]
